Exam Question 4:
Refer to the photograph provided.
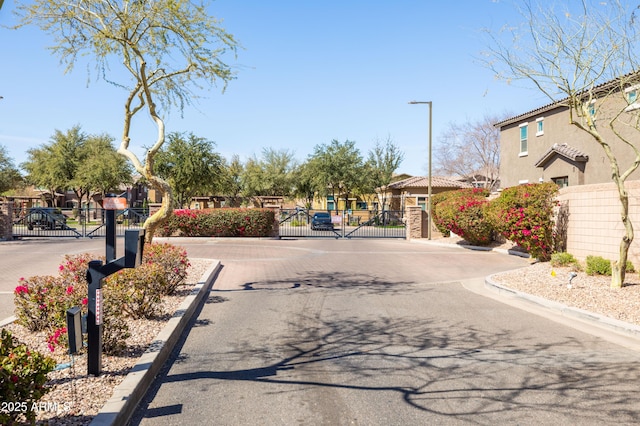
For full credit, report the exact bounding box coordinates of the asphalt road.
[127,239,640,425]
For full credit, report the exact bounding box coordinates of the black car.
[311,212,333,230]
[25,207,67,230]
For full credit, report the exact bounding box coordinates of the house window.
[625,85,640,111]
[552,176,569,188]
[356,201,367,210]
[327,195,335,211]
[418,197,427,211]
[536,117,544,136]
[519,123,528,156]
[588,100,596,117]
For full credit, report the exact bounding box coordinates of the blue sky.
[0,0,550,176]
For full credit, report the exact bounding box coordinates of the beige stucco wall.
[500,99,640,188]
[557,180,640,265]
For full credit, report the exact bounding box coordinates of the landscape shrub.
[159,208,275,237]
[585,255,635,276]
[432,188,493,246]
[586,255,612,276]
[550,252,581,269]
[0,329,56,425]
[12,243,190,354]
[143,242,190,295]
[105,262,167,320]
[487,183,558,261]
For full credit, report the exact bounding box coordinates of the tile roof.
[535,143,589,168]
[386,176,473,189]
[494,71,640,128]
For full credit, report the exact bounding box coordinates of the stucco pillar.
[405,206,423,240]
[0,201,13,240]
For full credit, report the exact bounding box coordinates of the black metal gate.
[10,206,147,239]
[279,209,406,239]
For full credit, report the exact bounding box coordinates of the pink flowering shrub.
[159,208,275,237]
[486,183,558,261]
[143,243,190,294]
[432,188,493,246]
[13,243,191,354]
[0,329,56,425]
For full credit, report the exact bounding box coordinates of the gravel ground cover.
[1,258,211,425]
[490,261,640,327]
[444,235,640,327]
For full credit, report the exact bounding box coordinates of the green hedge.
[159,208,276,237]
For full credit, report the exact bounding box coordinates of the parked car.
[311,212,333,230]
[25,207,67,230]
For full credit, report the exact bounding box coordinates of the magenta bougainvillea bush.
[487,182,558,261]
[432,188,492,246]
[159,208,276,237]
[432,183,558,259]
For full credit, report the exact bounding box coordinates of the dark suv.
[25,207,67,230]
[311,212,333,230]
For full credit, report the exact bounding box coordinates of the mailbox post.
[86,196,144,376]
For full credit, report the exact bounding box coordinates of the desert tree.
[219,154,244,207]
[14,0,238,241]
[308,140,364,213]
[484,0,640,287]
[241,148,297,199]
[76,134,133,203]
[22,125,86,206]
[0,145,22,194]
[154,132,224,208]
[434,114,504,191]
[362,136,404,211]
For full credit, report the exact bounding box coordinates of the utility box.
[66,306,82,354]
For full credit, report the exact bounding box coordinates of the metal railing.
[10,207,148,239]
[279,209,405,239]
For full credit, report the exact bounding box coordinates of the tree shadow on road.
[138,308,640,424]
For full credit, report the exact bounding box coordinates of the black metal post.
[86,260,105,376]
[105,209,116,263]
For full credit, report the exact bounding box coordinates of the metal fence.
[10,207,148,239]
[279,209,406,239]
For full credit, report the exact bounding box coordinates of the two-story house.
[495,75,640,188]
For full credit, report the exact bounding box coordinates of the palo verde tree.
[14,0,239,241]
[484,0,640,287]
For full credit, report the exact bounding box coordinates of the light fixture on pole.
[408,101,433,240]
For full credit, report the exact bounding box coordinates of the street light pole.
[408,101,433,240]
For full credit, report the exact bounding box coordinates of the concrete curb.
[485,274,640,339]
[410,238,531,258]
[90,259,222,426]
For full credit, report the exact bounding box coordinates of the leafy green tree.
[76,134,133,200]
[309,139,364,212]
[219,154,244,207]
[292,159,321,209]
[362,136,404,211]
[242,148,297,198]
[22,125,86,206]
[0,145,22,194]
[15,0,239,241]
[154,132,224,208]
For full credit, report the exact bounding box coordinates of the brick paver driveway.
[130,238,640,425]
